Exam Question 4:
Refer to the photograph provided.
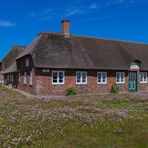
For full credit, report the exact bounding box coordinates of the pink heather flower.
[26,136,31,142]
[116,127,124,133]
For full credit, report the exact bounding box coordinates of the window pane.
[59,72,64,83]
[12,74,14,82]
[53,79,57,83]
[121,77,123,82]
[18,73,21,82]
[121,73,124,82]
[30,71,32,85]
[53,76,57,83]
[53,72,57,76]
[117,73,120,82]
[82,72,86,77]
[24,72,27,84]
[140,73,142,81]
[82,73,86,83]
[103,78,106,83]
[77,78,81,83]
[77,73,81,83]
[144,73,147,81]
[59,79,63,83]
[82,77,86,83]
[59,75,63,80]
[102,73,106,82]
[59,72,63,76]
[52,72,58,83]
[26,58,29,67]
[98,73,101,83]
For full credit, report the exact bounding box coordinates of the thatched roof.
[2,46,26,74]
[16,32,148,70]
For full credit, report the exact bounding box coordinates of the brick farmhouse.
[1,20,148,96]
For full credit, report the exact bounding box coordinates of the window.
[18,73,21,83]
[140,72,147,83]
[9,75,10,82]
[130,63,140,71]
[7,75,9,82]
[97,72,107,84]
[76,71,87,84]
[52,71,65,84]
[11,74,14,82]
[10,74,12,82]
[116,72,125,84]
[24,72,27,84]
[26,58,29,67]
[29,71,33,85]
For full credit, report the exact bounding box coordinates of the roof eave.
[16,53,32,60]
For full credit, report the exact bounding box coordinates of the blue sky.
[0,0,148,60]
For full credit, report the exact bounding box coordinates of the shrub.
[65,87,77,96]
[111,84,119,94]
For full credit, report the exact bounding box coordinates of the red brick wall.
[32,69,129,95]
[17,56,36,95]
[17,68,36,95]
[139,83,148,92]
[16,67,148,96]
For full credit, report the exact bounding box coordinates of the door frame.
[128,71,138,92]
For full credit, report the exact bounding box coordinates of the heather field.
[0,85,148,148]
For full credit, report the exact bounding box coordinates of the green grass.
[0,85,148,148]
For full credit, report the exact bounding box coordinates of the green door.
[129,72,137,92]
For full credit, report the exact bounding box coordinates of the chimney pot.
[61,20,70,37]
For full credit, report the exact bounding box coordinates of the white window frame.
[76,71,87,85]
[97,72,107,84]
[52,71,65,85]
[116,72,125,84]
[26,58,29,67]
[140,72,147,84]
[18,73,21,83]
[29,71,33,85]
[24,72,27,85]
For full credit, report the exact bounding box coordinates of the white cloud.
[65,8,82,17]
[28,12,36,17]
[106,0,126,6]
[29,2,101,20]
[89,3,97,9]
[27,8,53,20]
[40,8,62,21]
[0,20,16,27]
[83,15,116,21]
[106,0,136,7]
[42,8,53,15]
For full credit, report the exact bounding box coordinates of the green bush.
[111,84,119,94]
[65,87,77,96]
